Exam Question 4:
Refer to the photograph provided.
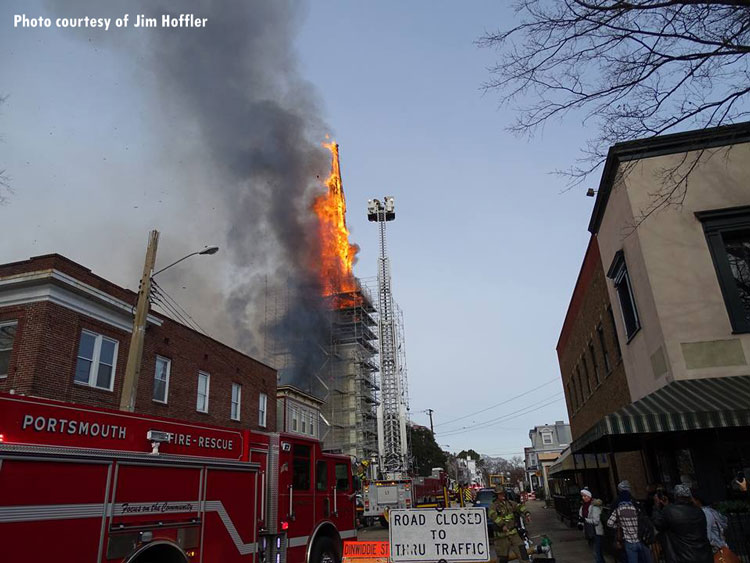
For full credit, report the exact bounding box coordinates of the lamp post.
[119,231,219,412]
[152,245,219,276]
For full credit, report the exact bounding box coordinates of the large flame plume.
[312,142,359,299]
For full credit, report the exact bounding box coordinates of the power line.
[150,291,199,333]
[150,281,207,334]
[440,394,564,435]
[439,391,562,434]
[434,377,559,428]
[436,394,564,437]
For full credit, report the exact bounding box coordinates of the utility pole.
[425,409,435,434]
[119,230,160,412]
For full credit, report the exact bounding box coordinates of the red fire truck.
[0,392,356,563]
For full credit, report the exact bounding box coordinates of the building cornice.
[0,269,163,332]
[588,121,750,235]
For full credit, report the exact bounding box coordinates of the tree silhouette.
[480,0,750,212]
[409,425,447,477]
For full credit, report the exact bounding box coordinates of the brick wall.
[557,237,632,440]
[557,237,648,498]
[0,255,276,432]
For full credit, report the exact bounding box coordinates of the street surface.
[356,500,594,562]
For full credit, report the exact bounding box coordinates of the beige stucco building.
[566,122,750,503]
[593,127,750,400]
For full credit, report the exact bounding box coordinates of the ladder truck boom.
[364,197,416,526]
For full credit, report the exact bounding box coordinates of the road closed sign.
[388,508,489,563]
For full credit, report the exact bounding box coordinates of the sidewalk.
[523,500,598,562]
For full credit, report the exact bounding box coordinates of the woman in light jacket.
[579,488,605,563]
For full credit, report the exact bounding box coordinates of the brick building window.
[697,206,750,332]
[567,381,577,411]
[581,359,592,397]
[588,341,600,385]
[196,371,210,413]
[259,392,268,427]
[292,409,298,431]
[74,330,118,391]
[231,383,241,421]
[575,371,584,406]
[597,323,611,373]
[153,356,170,404]
[0,321,17,378]
[607,306,622,359]
[607,251,640,340]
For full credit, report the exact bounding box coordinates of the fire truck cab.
[0,392,355,563]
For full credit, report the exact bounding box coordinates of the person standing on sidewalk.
[489,486,531,562]
[607,481,653,563]
[579,488,605,563]
[652,484,712,563]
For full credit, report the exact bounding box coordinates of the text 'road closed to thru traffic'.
[388,508,489,563]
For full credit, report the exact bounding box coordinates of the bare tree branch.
[0,95,10,206]
[480,0,750,198]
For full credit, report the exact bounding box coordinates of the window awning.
[549,447,610,476]
[571,375,750,453]
[549,448,573,476]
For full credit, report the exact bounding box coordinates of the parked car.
[473,487,497,536]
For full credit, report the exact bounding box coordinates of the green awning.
[572,375,750,453]
[549,447,610,476]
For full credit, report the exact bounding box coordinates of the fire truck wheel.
[378,516,388,528]
[310,537,340,563]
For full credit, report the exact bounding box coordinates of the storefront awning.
[549,448,573,476]
[549,447,610,476]
[572,375,750,453]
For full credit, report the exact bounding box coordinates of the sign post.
[388,508,489,563]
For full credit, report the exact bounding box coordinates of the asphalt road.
[356,524,389,541]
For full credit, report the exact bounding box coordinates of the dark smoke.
[46,0,334,392]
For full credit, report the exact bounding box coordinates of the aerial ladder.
[361,197,412,527]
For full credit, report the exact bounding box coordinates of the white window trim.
[75,329,118,391]
[197,371,210,413]
[153,356,171,404]
[0,320,18,379]
[541,432,553,445]
[231,383,241,421]
[259,392,268,428]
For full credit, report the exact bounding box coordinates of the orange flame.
[312,141,359,298]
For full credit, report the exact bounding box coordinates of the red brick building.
[555,236,646,500]
[0,254,276,431]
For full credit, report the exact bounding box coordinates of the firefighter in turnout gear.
[488,485,531,562]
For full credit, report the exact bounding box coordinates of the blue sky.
[1,1,596,458]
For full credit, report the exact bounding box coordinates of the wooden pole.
[119,230,159,411]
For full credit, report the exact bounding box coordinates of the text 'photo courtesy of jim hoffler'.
[12,13,207,31]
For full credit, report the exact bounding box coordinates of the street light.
[119,231,219,412]
[152,245,219,277]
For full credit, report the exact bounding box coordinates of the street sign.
[388,508,489,563]
[343,542,390,559]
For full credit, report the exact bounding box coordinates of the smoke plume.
[46,0,334,391]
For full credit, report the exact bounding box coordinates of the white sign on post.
[388,508,490,563]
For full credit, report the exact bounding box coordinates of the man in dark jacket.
[652,484,712,563]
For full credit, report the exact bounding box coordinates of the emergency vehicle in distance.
[0,392,356,563]
[361,469,448,527]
